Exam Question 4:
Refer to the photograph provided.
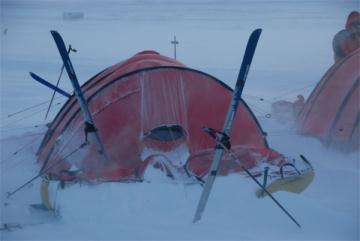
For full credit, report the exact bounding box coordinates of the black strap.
[202,127,231,150]
[84,121,97,143]
[280,163,301,179]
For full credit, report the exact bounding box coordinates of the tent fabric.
[297,48,360,151]
[37,51,286,181]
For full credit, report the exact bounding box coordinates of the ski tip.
[50,30,61,43]
[29,72,41,81]
[50,30,62,40]
[50,30,58,35]
[251,28,262,37]
[29,72,40,80]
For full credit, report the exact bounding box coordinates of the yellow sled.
[256,157,314,198]
[256,169,314,198]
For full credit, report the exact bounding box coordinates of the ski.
[30,72,72,98]
[50,30,109,164]
[193,29,262,223]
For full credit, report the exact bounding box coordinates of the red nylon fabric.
[38,51,284,181]
[297,48,360,151]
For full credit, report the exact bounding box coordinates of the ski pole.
[1,96,62,120]
[6,143,85,199]
[241,165,301,228]
[201,127,301,228]
[44,45,76,121]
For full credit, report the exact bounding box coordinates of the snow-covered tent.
[37,50,290,182]
[297,48,359,151]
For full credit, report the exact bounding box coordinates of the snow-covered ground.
[1,0,359,240]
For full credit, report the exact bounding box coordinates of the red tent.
[297,48,359,151]
[37,50,287,181]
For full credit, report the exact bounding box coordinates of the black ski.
[193,29,262,223]
[30,72,72,98]
[50,30,109,164]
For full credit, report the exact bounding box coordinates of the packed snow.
[1,0,359,240]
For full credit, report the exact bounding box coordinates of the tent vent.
[144,124,186,142]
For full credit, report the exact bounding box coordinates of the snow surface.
[1,0,359,240]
